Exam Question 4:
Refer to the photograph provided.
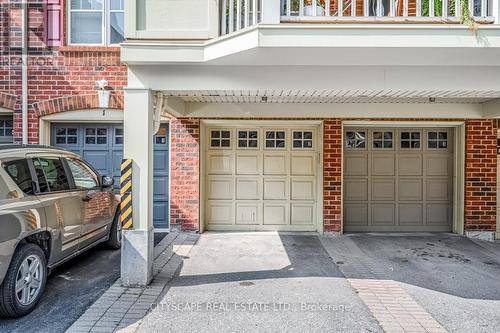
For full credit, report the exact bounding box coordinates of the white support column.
[121,88,155,287]
[261,0,281,24]
[492,0,500,23]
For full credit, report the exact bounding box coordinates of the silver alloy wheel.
[15,254,43,306]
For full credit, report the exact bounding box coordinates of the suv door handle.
[82,195,91,202]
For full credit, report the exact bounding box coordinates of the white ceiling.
[165,89,500,104]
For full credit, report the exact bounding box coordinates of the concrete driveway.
[137,232,382,332]
[135,232,500,333]
[344,234,500,332]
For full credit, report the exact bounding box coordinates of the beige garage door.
[205,124,319,231]
[343,127,454,232]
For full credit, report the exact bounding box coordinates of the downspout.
[21,0,28,144]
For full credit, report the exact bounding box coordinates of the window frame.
[292,130,314,150]
[209,128,232,150]
[344,130,367,150]
[2,158,37,196]
[29,156,74,195]
[372,130,394,150]
[84,127,109,146]
[427,131,449,150]
[264,129,287,150]
[68,0,124,46]
[64,157,101,190]
[0,117,13,143]
[237,129,259,149]
[399,130,422,150]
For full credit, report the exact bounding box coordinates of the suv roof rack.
[0,144,67,152]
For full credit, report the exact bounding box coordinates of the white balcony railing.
[220,0,498,36]
[280,0,492,21]
[220,0,263,35]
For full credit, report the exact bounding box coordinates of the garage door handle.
[82,196,91,202]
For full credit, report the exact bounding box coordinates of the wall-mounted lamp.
[96,79,111,108]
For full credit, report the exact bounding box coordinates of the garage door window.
[237,130,258,148]
[114,128,124,145]
[428,132,448,149]
[292,131,313,149]
[210,130,231,148]
[55,127,78,145]
[86,128,107,145]
[265,130,286,149]
[373,131,393,149]
[345,131,366,149]
[400,131,421,149]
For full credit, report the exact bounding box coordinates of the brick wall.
[0,1,127,143]
[323,120,343,232]
[169,118,200,231]
[464,120,497,232]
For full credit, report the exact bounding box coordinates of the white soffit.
[165,89,500,104]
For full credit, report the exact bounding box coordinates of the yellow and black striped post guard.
[120,159,133,229]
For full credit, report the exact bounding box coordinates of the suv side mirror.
[101,176,114,189]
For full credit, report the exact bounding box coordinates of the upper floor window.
[69,0,124,45]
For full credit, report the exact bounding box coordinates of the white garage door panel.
[207,152,233,175]
[264,203,289,225]
[207,202,233,225]
[207,177,233,200]
[236,153,261,175]
[236,178,261,200]
[291,203,315,225]
[264,178,288,200]
[236,203,261,225]
[205,124,319,231]
[344,127,453,232]
[291,154,316,176]
[291,178,316,200]
[263,153,288,175]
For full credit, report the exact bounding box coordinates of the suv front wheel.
[0,243,47,317]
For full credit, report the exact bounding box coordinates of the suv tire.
[0,243,47,317]
[106,212,122,250]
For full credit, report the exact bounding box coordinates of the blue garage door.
[51,123,170,229]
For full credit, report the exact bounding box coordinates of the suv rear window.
[2,159,34,195]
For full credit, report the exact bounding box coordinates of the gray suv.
[0,145,121,317]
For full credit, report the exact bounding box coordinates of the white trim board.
[185,103,484,119]
[0,107,13,114]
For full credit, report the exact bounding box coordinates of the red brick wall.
[464,120,497,232]
[323,120,343,232]
[0,1,127,143]
[169,118,200,231]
